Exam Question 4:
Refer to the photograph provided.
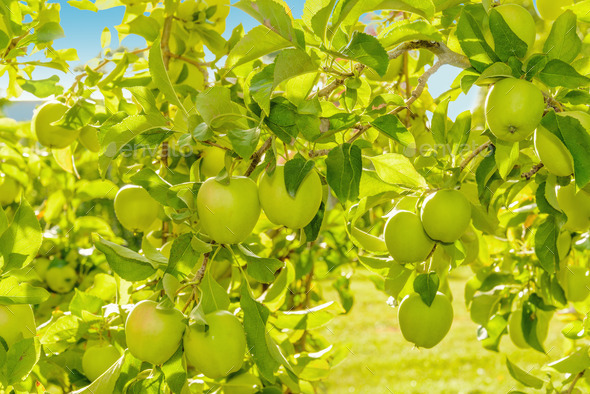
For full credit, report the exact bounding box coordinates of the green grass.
[320,268,567,393]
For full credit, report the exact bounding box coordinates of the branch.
[245,137,272,176]
[543,92,563,112]
[389,40,471,69]
[389,60,445,116]
[315,78,344,98]
[567,371,584,394]
[308,123,370,157]
[521,162,544,180]
[460,141,492,172]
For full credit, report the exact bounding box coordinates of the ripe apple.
[485,78,544,142]
[398,292,453,348]
[536,0,573,20]
[32,101,80,149]
[196,177,260,244]
[0,304,36,348]
[384,210,434,263]
[82,343,121,381]
[489,5,536,53]
[0,177,20,205]
[507,308,551,349]
[46,264,78,293]
[114,185,160,233]
[534,126,574,176]
[556,182,590,232]
[420,190,471,243]
[184,310,246,379]
[258,166,322,229]
[200,147,226,179]
[125,300,186,365]
[563,266,590,302]
[224,372,262,394]
[79,126,101,152]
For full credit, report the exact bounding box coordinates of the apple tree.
[1,0,590,392]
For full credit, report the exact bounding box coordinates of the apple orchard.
[2,0,590,392]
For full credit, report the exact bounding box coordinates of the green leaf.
[448,111,472,155]
[379,19,442,49]
[543,10,581,64]
[0,277,49,305]
[474,62,514,86]
[488,8,528,61]
[127,87,167,123]
[36,22,65,43]
[368,153,428,190]
[524,54,548,80]
[3,338,39,385]
[538,59,590,89]
[494,140,519,180]
[370,114,415,147]
[265,97,310,144]
[69,290,103,317]
[228,128,260,159]
[226,25,292,69]
[238,245,284,283]
[100,27,110,47]
[122,15,160,42]
[284,154,315,197]
[199,270,230,314]
[303,201,325,243]
[93,234,157,281]
[274,301,339,330]
[274,48,317,88]
[413,273,439,307]
[557,114,590,188]
[0,199,42,272]
[19,75,63,98]
[130,169,187,210]
[339,31,389,77]
[457,8,498,72]
[548,346,590,374]
[505,358,544,389]
[325,143,362,203]
[234,0,301,47]
[250,64,275,115]
[149,37,187,115]
[534,216,558,274]
[196,86,246,130]
[431,98,450,145]
[161,346,186,394]
[68,0,98,11]
[521,302,545,353]
[302,0,336,41]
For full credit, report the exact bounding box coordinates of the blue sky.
[2,0,476,118]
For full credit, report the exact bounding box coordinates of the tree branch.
[245,137,272,176]
[389,40,471,69]
[389,60,446,116]
[460,141,492,172]
[521,162,544,180]
[567,371,584,394]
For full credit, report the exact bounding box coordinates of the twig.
[521,162,544,180]
[308,123,370,157]
[316,79,344,98]
[460,141,492,172]
[245,137,272,176]
[543,92,563,112]
[567,371,584,394]
[181,251,211,313]
[389,60,445,117]
[389,40,471,69]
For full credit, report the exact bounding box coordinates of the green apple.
[46,264,77,293]
[258,166,322,229]
[196,177,260,244]
[536,0,573,20]
[534,126,574,176]
[224,372,262,394]
[0,177,20,205]
[79,126,101,152]
[33,257,51,280]
[33,101,80,149]
[184,310,246,379]
[125,300,186,365]
[507,308,552,349]
[82,344,121,381]
[384,210,434,263]
[200,147,226,179]
[114,185,160,232]
[398,292,453,348]
[421,190,471,243]
[485,78,544,142]
[563,266,590,302]
[556,182,590,232]
[0,304,36,348]
[489,5,536,53]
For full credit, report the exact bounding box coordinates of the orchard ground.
[322,267,565,393]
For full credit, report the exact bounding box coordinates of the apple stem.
[567,371,584,394]
[459,141,493,172]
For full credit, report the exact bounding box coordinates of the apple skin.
[258,166,322,229]
[491,5,536,52]
[200,147,226,179]
[0,304,36,348]
[420,190,471,243]
[398,292,453,349]
[384,210,434,263]
[537,0,573,20]
[79,126,101,152]
[114,185,160,233]
[563,266,590,302]
[0,177,20,205]
[82,344,121,381]
[556,182,590,232]
[224,373,262,394]
[46,265,78,293]
[534,126,574,177]
[33,101,80,149]
[196,177,260,244]
[125,300,186,365]
[485,78,544,142]
[507,308,551,349]
[184,310,247,379]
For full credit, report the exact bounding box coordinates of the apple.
[536,0,573,20]
[556,182,590,232]
[258,166,322,229]
[114,185,160,233]
[184,310,246,379]
[0,304,36,348]
[0,177,20,205]
[563,266,590,302]
[420,190,471,243]
[33,257,51,280]
[507,308,551,349]
[384,210,434,263]
[485,78,544,142]
[32,101,80,149]
[196,177,260,244]
[79,126,101,152]
[224,372,262,394]
[82,343,121,381]
[534,126,574,176]
[398,292,453,348]
[200,147,226,179]
[489,5,536,53]
[125,300,186,365]
[46,263,78,293]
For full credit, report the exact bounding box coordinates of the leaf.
[370,114,415,147]
[379,19,442,49]
[100,27,110,47]
[521,302,545,353]
[238,245,284,283]
[36,22,65,43]
[325,143,362,203]
[548,346,590,374]
[474,62,514,86]
[226,25,292,69]
[302,0,336,41]
[494,140,519,180]
[339,31,389,77]
[199,270,230,314]
[284,155,315,197]
[0,199,42,272]
[538,59,590,89]
[149,37,187,116]
[303,201,325,243]
[72,352,124,394]
[69,290,103,317]
[93,234,157,281]
[0,277,49,305]
[534,216,558,274]
[543,10,581,64]
[161,346,186,394]
[264,97,306,144]
[413,273,439,307]
[274,302,339,330]
[68,0,98,11]
[448,111,472,155]
[524,54,548,80]
[250,64,275,115]
[431,98,449,145]
[19,75,63,98]
[127,87,167,123]
[488,8,528,61]
[130,169,187,210]
[456,8,498,72]
[196,86,246,130]
[228,128,260,159]
[234,0,301,47]
[505,358,544,389]
[369,153,428,189]
[557,114,590,188]
[3,338,39,385]
[274,48,317,89]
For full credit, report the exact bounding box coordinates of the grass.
[319,267,567,393]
